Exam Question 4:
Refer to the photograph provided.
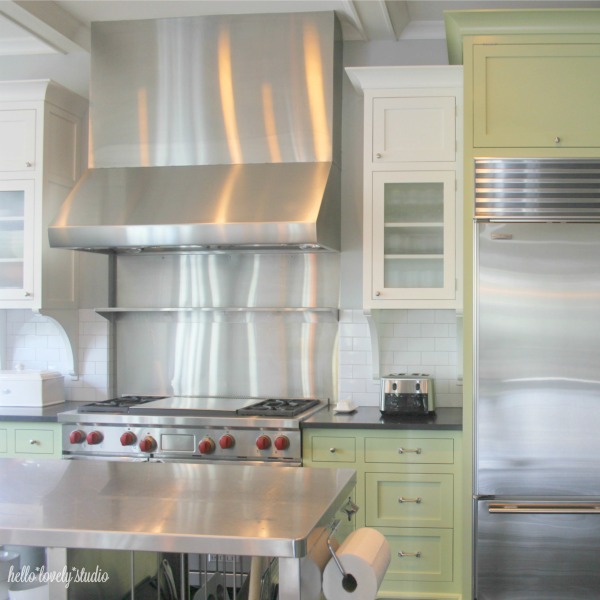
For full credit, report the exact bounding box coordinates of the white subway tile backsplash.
[338,308,463,408]
[2,309,110,403]
[2,307,463,409]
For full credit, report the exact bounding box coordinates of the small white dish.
[334,400,357,413]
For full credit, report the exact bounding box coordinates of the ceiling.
[2,0,600,56]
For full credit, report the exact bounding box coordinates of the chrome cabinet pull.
[398,447,422,454]
[398,496,422,504]
[329,447,336,453]
[398,551,422,558]
[29,439,40,445]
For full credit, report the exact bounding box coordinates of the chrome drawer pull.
[398,551,422,558]
[398,496,422,504]
[398,447,422,454]
[329,448,336,453]
[29,440,40,445]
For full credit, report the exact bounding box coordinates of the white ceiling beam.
[338,0,369,41]
[0,0,90,54]
[352,0,399,41]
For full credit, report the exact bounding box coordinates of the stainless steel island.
[0,459,356,599]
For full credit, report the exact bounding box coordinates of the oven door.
[476,499,600,599]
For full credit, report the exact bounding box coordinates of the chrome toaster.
[380,374,435,415]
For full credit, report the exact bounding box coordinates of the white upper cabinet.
[372,96,457,163]
[0,80,87,376]
[0,110,36,172]
[346,66,463,310]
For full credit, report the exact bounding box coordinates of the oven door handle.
[489,503,600,514]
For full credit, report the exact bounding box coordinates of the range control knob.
[256,435,271,450]
[219,434,235,449]
[86,431,103,445]
[274,435,290,451]
[139,436,157,453]
[69,430,86,444]
[120,431,137,446]
[199,437,216,454]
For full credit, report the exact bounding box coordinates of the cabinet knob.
[24,291,31,297]
[554,136,561,144]
[329,447,336,453]
[375,153,382,159]
[375,291,381,297]
[29,439,40,445]
[25,161,33,168]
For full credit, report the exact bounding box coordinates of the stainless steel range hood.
[49,12,342,253]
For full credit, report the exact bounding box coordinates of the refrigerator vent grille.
[475,158,600,220]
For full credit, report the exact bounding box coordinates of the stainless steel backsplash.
[108,253,340,399]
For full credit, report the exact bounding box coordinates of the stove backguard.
[100,252,339,401]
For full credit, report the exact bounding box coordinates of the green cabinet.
[303,428,463,599]
[472,41,600,149]
[0,421,61,458]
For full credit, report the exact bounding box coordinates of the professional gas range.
[59,396,325,465]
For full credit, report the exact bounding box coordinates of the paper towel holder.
[327,519,358,593]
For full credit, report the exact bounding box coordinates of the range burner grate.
[77,396,166,414]
[237,398,320,417]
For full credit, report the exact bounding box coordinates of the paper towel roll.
[300,533,339,600]
[322,528,391,600]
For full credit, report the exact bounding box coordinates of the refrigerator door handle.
[489,503,600,514]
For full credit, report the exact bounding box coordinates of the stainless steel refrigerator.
[474,159,600,599]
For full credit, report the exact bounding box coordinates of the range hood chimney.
[49,12,342,253]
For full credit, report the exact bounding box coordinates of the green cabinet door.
[473,43,600,148]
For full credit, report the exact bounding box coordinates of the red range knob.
[86,431,103,445]
[139,436,156,453]
[120,431,137,446]
[256,435,271,450]
[219,434,235,449]
[274,435,290,451]
[198,437,216,454]
[69,430,86,444]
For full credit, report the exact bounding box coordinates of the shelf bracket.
[36,308,79,380]
[364,309,381,380]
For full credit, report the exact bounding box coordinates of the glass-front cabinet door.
[0,179,34,301]
[371,171,456,302]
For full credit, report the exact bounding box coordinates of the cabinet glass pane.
[0,189,25,276]
[385,258,444,288]
[382,181,445,289]
[0,190,25,217]
[384,182,444,223]
[384,226,443,255]
[0,262,24,288]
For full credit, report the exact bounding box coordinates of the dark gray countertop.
[302,405,462,430]
[0,403,462,430]
[0,401,81,422]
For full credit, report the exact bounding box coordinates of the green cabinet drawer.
[382,527,453,582]
[0,428,6,453]
[365,437,454,464]
[14,428,55,455]
[366,473,453,528]
[310,436,356,463]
